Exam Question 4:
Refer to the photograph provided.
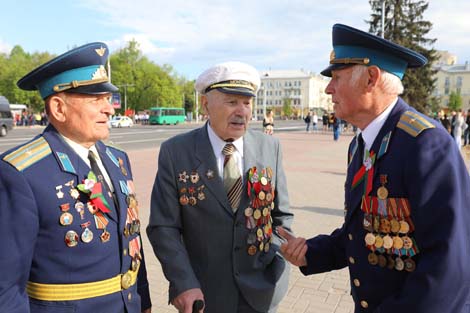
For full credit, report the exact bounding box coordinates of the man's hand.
[171,288,205,313]
[277,227,308,267]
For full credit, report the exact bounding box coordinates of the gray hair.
[349,65,404,95]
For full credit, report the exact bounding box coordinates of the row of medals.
[363,186,416,272]
[60,186,140,247]
[245,175,274,256]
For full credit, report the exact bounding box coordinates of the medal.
[81,222,93,243]
[379,218,391,234]
[363,214,373,232]
[188,196,197,206]
[179,195,189,206]
[178,171,188,183]
[383,235,393,249]
[190,171,199,184]
[100,230,111,242]
[374,235,384,248]
[244,207,253,217]
[259,241,264,252]
[197,192,205,201]
[119,158,128,176]
[206,169,214,179]
[364,233,376,246]
[59,212,74,226]
[65,230,79,247]
[373,216,380,232]
[70,188,80,200]
[260,176,268,186]
[247,232,257,245]
[394,257,405,271]
[378,255,387,268]
[377,175,388,200]
[402,236,413,249]
[368,252,378,265]
[264,242,270,253]
[262,207,269,217]
[265,192,273,203]
[404,258,416,272]
[247,245,257,256]
[253,209,262,220]
[390,219,400,233]
[393,236,404,249]
[56,185,64,199]
[399,220,410,234]
[387,255,395,270]
[258,191,266,201]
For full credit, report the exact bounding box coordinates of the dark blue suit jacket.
[301,99,470,312]
[0,125,151,313]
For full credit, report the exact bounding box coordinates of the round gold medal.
[258,191,266,201]
[253,209,262,220]
[390,219,400,233]
[377,186,389,200]
[365,233,376,245]
[59,212,74,226]
[399,221,410,234]
[259,241,264,252]
[265,192,273,202]
[392,236,404,249]
[262,207,269,217]
[379,218,391,234]
[260,176,268,186]
[383,235,393,249]
[244,207,253,217]
[374,235,384,248]
[402,236,413,249]
[256,228,264,238]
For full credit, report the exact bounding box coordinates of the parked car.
[109,116,134,128]
[0,96,14,137]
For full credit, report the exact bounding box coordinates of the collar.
[60,134,99,167]
[207,123,244,158]
[361,97,398,150]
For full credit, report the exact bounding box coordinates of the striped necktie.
[222,143,242,211]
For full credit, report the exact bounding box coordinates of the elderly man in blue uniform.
[278,24,470,312]
[147,61,293,313]
[0,42,152,313]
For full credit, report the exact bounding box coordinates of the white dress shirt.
[360,98,398,151]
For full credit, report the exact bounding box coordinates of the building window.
[445,87,449,95]
[445,77,450,86]
[457,76,462,88]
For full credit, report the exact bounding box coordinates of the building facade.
[433,51,470,111]
[255,70,332,119]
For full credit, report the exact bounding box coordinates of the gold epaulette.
[3,137,51,171]
[397,110,435,137]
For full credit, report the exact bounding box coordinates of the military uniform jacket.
[0,125,151,313]
[301,98,470,312]
[147,124,293,313]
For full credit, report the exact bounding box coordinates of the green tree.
[282,98,293,118]
[448,91,462,111]
[367,0,438,113]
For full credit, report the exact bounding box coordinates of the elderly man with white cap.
[147,61,293,313]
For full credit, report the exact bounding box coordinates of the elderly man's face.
[325,66,368,126]
[51,92,115,148]
[202,90,253,141]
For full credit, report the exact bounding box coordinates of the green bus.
[149,107,186,125]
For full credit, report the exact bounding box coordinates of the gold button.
[349,256,355,264]
[123,249,127,256]
[128,292,132,301]
[348,233,353,240]
[353,279,360,287]
[360,300,368,308]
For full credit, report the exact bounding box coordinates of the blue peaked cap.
[17,42,118,99]
[321,24,427,79]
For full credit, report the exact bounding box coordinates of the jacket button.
[353,279,360,287]
[128,293,132,301]
[348,233,353,240]
[123,249,128,256]
[349,256,355,264]
[360,300,368,308]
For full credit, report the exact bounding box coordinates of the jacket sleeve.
[375,130,470,312]
[270,139,294,249]
[146,142,200,302]
[0,161,38,313]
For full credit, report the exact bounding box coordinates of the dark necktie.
[88,150,113,200]
[222,143,242,211]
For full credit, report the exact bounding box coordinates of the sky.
[1,0,469,80]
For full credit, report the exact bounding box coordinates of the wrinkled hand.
[171,288,205,313]
[277,227,308,267]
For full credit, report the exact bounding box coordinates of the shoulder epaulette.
[3,137,52,171]
[397,110,435,137]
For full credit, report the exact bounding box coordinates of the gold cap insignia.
[95,46,106,57]
[329,50,336,62]
[92,65,109,80]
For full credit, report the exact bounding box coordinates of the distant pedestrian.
[304,111,311,132]
[322,113,328,132]
[332,113,340,141]
[263,109,275,135]
[312,112,318,132]
[464,109,470,146]
[453,110,467,148]
[441,114,451,134]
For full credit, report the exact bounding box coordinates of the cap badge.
[95,46,106,57]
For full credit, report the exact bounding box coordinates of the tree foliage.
[367,0,438,113]
[448,91,462,111]
[0,39,193,115]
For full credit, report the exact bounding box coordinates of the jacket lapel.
[194,124,234,215]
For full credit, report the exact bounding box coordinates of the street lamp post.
[117,84,134,113]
